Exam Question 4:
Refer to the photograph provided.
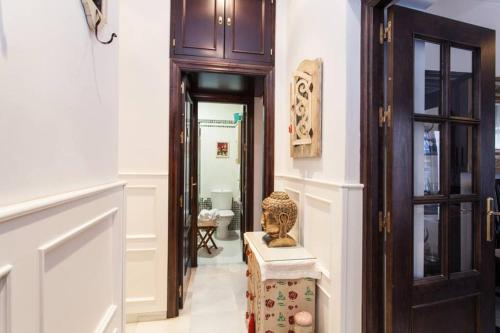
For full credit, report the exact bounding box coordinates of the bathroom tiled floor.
[198,230,243,265]
[127,232,246,333]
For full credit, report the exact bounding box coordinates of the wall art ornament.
[290,58,323,158]
[216,142,229,158]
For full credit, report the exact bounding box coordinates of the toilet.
[211,190,235,239]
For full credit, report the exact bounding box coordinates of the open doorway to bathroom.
[167,60,275,319]
[196,101,248,265]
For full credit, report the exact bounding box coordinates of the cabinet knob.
[227,17,232,26]
[218,16,223,25]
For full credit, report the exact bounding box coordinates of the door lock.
[486,197,498,242]
[218,16,223,25]
[227,17,232,26]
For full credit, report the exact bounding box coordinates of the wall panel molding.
[0,265,12,333]
[38,208,118,333]
[119,172,169,177]
[275,173,364,189]
[94,305,117,333]
[0,182,125,224]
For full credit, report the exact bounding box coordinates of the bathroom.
[197,102,245,264]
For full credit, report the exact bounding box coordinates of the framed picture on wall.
[216,142,229,158]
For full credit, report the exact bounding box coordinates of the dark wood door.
[173,0,225,58]
[385,6,496,332]
[179,80,194,309]
[224,0,274,63]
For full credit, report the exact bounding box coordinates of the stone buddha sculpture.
[261,192,298,247]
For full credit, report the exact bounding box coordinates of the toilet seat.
[218,209,234,218]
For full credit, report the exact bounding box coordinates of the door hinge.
[179,195,183,208]
[270,48,273,56]
[180,130,184,144]
[181,81,185,94]
[178,285,183,299]
[379,20,392,45]
[379,105,392,128]
[271,0,274,4]
[172,38,176,47]
[379,211,391,233]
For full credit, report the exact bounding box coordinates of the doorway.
[167,60,275,318]
[362,2,497,332]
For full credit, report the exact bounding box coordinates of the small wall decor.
[216,142,229,158]
[81,0,117,44]
[290,59,323,158]
[496,77,500,103]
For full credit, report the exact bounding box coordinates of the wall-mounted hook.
[95,12,117,45]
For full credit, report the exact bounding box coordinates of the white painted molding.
[38,208,118,253]
[305,193,333,206]
[94,305,117,333]
[126,248,157,253]
[317,282,332,299]
[126,296,156,304]
[0,181,126,224]
[125,185,158,190]
[126,234,157,241]
[0,264,12,333]
[119,172,168,177]
[0,265,12,280]
[284,187,301,197]
[316,262,331,280]
[275,174,364,189]
[38,208,118,333]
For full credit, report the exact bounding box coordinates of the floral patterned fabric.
[246,246,316,333]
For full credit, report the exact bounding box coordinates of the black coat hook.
[95,12,117,45]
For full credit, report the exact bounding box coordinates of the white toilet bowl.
[216,210,235,239]
[211,190,234,240]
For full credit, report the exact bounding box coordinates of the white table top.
[244,232,321,281]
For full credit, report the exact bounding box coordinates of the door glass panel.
[450,48,474,118]
[414,39,441,115]
[449,202,474,273]
[414,204,442,279]
[451,125,474,194]
[414,122,441,196]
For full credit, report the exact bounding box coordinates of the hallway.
[126,263,247,333]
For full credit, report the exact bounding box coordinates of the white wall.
[199,103,242,200]
[0,0,119,206]
[0,0,124,332]
[426,0,500,77]
[275,1,363,332]
[118,0,171,320]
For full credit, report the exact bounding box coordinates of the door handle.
[486,197,498,242]
[227,17,232,26]
[218,16,223,25]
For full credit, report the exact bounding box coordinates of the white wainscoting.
[275,174,364,333]
[119,172,168,322]
[0,265,12,333]
[0,182,125,333]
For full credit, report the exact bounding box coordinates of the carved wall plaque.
[290,59,322,158]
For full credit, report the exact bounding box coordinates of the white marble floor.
[127,232,246,333]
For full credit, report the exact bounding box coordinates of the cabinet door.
[173,0,225,58]
[224,0,274,63]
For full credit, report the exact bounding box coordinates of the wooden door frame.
[360,1,393,332]
[167,58,275,318]
[190,93,255,268]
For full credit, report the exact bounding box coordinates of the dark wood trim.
[361,1,389,332]
[167,57,274,318]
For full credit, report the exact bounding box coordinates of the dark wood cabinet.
[173,0,225,58]
[224,0,273,63]
[172,0,275,64]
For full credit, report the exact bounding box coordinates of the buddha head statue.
[261,192,298,247]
